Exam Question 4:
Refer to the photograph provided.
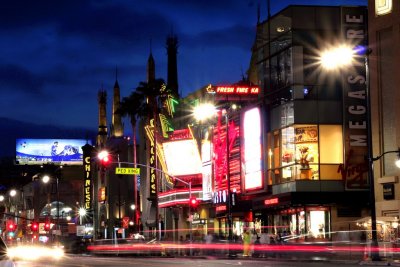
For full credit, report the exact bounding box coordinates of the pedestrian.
[242,229,251,257]
[204,231,214,256]
[252,231,260,258]
[259,230,269,258]
[179,235,184,256]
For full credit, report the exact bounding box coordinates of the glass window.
[320,125,343,163]
[270,48,293,91]
[281,127,295,166]
[294,125,319,180]
[319,125,343,180]
[306,208,331,239]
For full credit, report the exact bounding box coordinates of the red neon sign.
[216,205,227,212]
[264,198,279,205]
[214,86,260,95]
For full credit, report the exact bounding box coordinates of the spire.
[166,32,179,97]
[147,39,155,83]
[112,68,123,138]
[97,86,108,147]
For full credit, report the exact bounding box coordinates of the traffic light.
[30,221,39,232]
[6,220,15,231]
[189,197,199,211]
[98,150,111,169]
[44,221,51,231]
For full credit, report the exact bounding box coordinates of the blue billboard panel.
[16,139,91,165]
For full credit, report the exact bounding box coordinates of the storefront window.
[269,124,344,183]
[319,125,343,180]
[282,127,295,166]
[306,208,330,239]
[295,125,319,180]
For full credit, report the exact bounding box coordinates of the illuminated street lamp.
[193,103,236,241]
[78,207,87,225]
[320,44,382,260]
[42,174,60,240]
[9,190,16,198]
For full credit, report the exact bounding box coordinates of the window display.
[295,125,319,179]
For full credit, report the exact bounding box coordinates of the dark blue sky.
[0,0,366,132]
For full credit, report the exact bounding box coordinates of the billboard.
[16,139,91,165]
[162,139,202,176]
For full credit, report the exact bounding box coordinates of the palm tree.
[118,91,146,227]
[119,78,169,230]
[135,78,170,117]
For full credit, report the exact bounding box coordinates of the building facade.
[368,0,400,241]
[248,5,371,240]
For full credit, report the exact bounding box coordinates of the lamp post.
[42,174,60,242]
[193,103,236,241]
[320,45,382,260]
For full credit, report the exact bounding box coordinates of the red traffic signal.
[44,222,51,231]
[30,222,39,232]
[189,197,199,208]
[98,150,111,168]
[6,220,15,231]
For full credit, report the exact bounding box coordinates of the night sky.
[0,0,366,132]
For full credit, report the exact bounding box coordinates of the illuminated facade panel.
[242,107,263,191]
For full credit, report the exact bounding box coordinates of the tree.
[118,91,145,227]
[118,78,170,228]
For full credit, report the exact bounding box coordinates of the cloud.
[181,25,254,51]
[0,64,45,96]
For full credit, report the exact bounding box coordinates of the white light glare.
[395,159,400,169]
[78,207,87,216]
[98,150,109,160]
[193,103,216,121]
[42,175,50,184]
[320,45,354,70]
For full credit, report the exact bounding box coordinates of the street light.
[78,207,87,225]
[320,44,381,260]
[42,173,60,241]
[193,103,236,241]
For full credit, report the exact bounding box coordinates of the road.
[12,255,394,267]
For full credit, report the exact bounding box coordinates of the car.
[0,237,15,267]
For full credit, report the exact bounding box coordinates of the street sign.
[115,167,140,175]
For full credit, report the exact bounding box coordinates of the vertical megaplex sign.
[340,7,369,190]
[82,144,93,214]
[149,119,157,198]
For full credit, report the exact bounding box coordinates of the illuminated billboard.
[162,139,202,176]
[242,107,263,191]
[16,139,91,165]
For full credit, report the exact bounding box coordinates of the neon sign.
[82,144,93,215]
[149,119,157,197]
[216,205,227,212]
[264,198,279,205]
[207,85,260,95]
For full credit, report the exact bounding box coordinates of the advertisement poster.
[16,139,91,165]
